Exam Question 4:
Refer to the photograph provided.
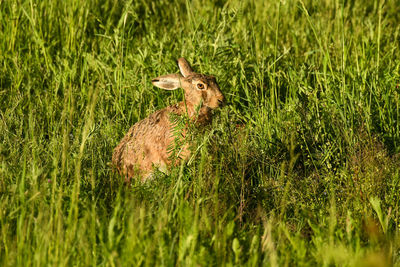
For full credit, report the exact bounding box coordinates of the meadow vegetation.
[0,0,399,265]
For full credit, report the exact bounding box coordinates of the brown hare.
[112,57,225,181]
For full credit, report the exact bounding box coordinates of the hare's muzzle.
[217,93,225,107]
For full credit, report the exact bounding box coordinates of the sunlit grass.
[0,0,399,266]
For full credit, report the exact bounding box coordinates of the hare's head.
[151,58,225,111]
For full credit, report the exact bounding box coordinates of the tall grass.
[1,0,399,265]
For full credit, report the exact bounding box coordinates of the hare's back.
[112,108,174,171]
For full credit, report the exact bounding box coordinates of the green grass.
[1,0,400,266]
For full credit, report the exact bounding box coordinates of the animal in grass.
[112,57,225,181]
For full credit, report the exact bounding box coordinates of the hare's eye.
[197,83,205,90]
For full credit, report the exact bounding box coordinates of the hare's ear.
[151,74,181,90]
[177,58,194,77]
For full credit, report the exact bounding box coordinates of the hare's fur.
[112,58,224,181]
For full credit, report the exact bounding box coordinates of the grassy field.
[1,0,400,265]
